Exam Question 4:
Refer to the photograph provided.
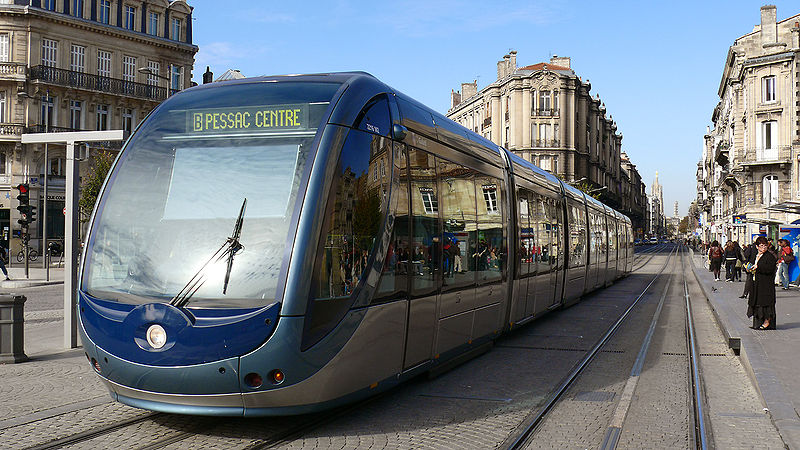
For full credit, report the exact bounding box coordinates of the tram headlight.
[146,324,167,349]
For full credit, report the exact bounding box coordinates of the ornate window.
[762,76,776,103]
[762,174,778,205]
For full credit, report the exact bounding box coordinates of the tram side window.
[569,204,587,268]
[476,174,504,283]
[599,214,608,259]
[535,194,552,273]
[589,212,600,264]
[549,198,562,269]
[309,129,391,301]
[517,188,533,278]
[355,96,391,137]
[375,144,409,302]
[608,216,617,257]
[438,158,477,291]
[409,149,440,297]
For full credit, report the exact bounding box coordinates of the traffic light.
[15,183,30,227]
[28,205,37,223]
[15,183,29,206]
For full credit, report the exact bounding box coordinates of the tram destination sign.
[186,104,309,134]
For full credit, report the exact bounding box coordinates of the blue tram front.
[79,72,631,416]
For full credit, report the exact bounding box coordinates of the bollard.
[0,295,28,363]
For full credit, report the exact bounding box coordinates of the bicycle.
[16,248,39,262]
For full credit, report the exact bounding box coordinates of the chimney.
[450,89,462,109]
[761,5,777,45]
[497,53,511,79]
[461,81,477,99]
[509,50,517,73]
[549,55,571,69]
[202,66,213,84]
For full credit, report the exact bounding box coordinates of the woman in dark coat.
[748,236,777,330]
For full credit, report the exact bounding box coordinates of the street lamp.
[589,186,608,194]
[137,67,170,81]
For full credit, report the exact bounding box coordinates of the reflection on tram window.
[518,189,534,277]
[375,144,409,302]
[82,81,340,307]
[569,204,587,268]
[438,158,476,290]
[355,96,391,137]
[535,195,552,273]
[311,129,390,300]
[476,175,504,283]
[409,149,439,297]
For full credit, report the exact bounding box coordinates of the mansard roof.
[518,62,572,73]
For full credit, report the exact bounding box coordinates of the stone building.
[700,5,800,243]
[0,0,197,257]
[447,51,647,235]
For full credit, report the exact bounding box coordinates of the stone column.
[491,94,501,146]
[522,87,531,148]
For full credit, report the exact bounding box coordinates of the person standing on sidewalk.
[733,241,744,281]
[748,236,777,330]
[741,241,756,298]
[0,245,9,281]
[724,241,738,282]
[708,240,723,281]
[777,239,794,290]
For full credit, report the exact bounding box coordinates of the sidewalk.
[0,265,64,288]
[690,250,800,449]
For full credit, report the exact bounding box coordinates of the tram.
[78,72,633,416]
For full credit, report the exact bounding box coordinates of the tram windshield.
[82,81,342,307]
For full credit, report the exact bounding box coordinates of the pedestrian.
[747,236,777,330]
[0,245,9,281]
[740,241,756,298]
[733,241,744,281]
[708,240,723,281]
[777,238,794,290]
[724,241,738,282]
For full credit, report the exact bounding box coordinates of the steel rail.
[682,246,712,450]
[24,412,162,450]
[505,246,679,450]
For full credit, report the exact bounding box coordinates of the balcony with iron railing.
[531,108,559,117]
[741,145,791,167]
[531,139,560,148]
[30,65,177,102]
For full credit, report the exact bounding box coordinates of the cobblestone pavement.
[0,246,789,449]
[691,249,800,448]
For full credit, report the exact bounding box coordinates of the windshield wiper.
[170,198,247,308]
[223,199,246,294]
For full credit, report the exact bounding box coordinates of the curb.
[689,250,800,449]
[0,280,63,289]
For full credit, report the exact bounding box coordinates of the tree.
[79,150,116,223]
[557,175,603,199]
[678,216,689,234]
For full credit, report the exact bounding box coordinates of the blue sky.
[190,0,800,218]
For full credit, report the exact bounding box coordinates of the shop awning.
[767,201,800,215]
[746,217,784,225]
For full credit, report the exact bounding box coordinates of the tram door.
[517,188,536,319]
[403,146,440,370]
[549,197,565,308]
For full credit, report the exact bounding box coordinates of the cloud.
[193,41,263,76]
[361,0,565,37]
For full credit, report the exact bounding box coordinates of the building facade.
[0,0,197,256]
[447,52,647,236]
[700,5,800,244]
